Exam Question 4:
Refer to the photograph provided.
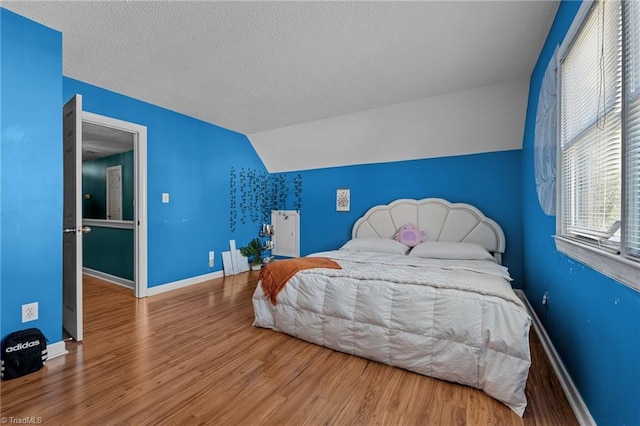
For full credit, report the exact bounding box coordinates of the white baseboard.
[515,290,596,426]
[83,267,134,289]
[46,340,68,360]
[147,270,224,296]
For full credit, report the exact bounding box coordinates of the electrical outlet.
[22,302,38,323]
[209,251,214,268]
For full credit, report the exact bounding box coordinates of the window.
[556,0,640,291]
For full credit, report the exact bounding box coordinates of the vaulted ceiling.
[4,1,559,136]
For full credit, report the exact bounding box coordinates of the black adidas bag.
[1,328,47,380]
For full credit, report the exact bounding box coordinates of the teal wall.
[83,150,134,220]
[82,150,135,281]
[83,227,134,281]
[522,2,640,424]
[1,9,63,343]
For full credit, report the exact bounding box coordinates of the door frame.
[83,111,148,298]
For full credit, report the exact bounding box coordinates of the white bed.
[252,198,532,416]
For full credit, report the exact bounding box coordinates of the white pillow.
[340,238,410,255]
[409,241,494,261]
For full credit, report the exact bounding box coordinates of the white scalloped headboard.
[352,198,506,263]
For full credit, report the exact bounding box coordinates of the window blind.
[625,0,640,258]
[560,0,622,245]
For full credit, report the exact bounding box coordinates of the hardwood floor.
[0,273,578,425]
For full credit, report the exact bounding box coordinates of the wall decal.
[229,168,303,231]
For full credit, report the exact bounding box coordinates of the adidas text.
[5,340,40,352]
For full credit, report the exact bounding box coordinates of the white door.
[63,95,87,341]
[106,165,122,220]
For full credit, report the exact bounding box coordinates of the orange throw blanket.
[259,257,341,304]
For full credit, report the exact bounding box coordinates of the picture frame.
[336,188,350,212]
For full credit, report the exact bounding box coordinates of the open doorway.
[81,112,148,299]
[63,94,147,342]
[82,123,135,288]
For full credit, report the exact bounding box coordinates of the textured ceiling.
[4,1,559,135]
[82,122,133,162]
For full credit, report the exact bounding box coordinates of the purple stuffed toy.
[395,223,425,247]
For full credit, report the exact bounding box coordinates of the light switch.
[162,193,170,203]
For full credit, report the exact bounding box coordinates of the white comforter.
[252,251,532,416]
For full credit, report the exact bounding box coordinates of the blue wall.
[63,78,266,287]
[5,8,636,423]
[1,9,63,343]
[292,150,524,287]
[522,1,640,424]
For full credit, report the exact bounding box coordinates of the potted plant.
[240,237,264,270]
